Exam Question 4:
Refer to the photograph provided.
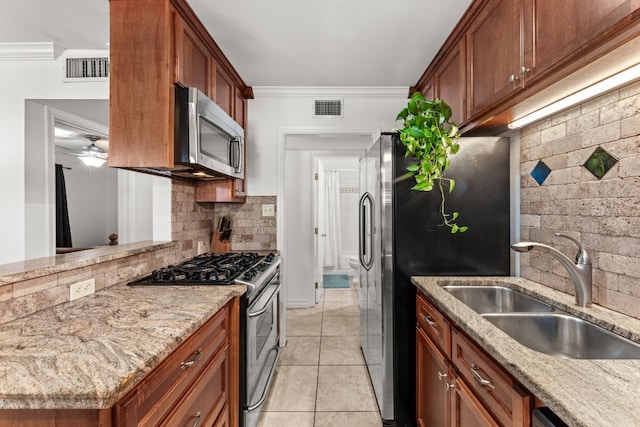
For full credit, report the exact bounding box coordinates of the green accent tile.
[583,146,618,180]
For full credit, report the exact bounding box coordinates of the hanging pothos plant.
[396,91,468,233]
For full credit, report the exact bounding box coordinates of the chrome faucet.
[511,233,592,307]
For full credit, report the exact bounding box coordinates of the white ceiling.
[0,0,472,87]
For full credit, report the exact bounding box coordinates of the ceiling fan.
[56,134,109,167]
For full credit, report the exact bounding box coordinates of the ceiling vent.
[64,57,109,82]
[314,99,343,118]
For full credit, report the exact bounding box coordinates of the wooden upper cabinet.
[109,0,250,173]
[109,0,174,168]
[174,13,214,98]
[216,67,234,117]
[234,86,246,129]
[467,0,524,118]
[524,0,639,84]
[436,38,466,126]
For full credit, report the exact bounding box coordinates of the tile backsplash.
[0,179,276,324]
[519,80,640,319]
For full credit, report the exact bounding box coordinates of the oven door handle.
[247,282,281,318]
[246,345,280,411]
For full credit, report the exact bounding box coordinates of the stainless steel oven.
[243,267,281,427]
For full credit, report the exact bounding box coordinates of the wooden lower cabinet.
[450,374,499,427]
[0,298,239,427]
[416,291,532,427]
[416,325,450,427]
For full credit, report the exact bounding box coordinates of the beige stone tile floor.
[259,280,382,427]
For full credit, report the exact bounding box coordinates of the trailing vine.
[396,92,468,233]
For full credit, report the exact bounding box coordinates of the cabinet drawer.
[114,305,230,427]
[416,292,451,357]
[451,327,532,427]
[161,343,229,427]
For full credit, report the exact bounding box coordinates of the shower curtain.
[323,171,342,267]
[55,163,72,248]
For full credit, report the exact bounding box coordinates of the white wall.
[247,87,408,307]
[0,54,108,264]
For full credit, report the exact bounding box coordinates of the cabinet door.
[195,179,246,203]
[234,86,246,129]
[416,326,450,427]
[467,0,524,118]
[435,38,466,126]
[216,67,235,117]
[174,14,213,98]
[524,0,638,83]
[450,374,500,427]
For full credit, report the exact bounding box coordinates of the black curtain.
[55,164,72,247]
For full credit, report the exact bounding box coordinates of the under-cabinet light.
[508,63,640,129]
[79,155,107,167]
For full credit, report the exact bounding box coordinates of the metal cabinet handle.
[423,315,437,329]
[445,381,456,391]
[519,66,531,74]
[508,73,518,83]
[181,349,203,370]
[437,371,447,381]
[471,364,496,390]
[192,411,202,427]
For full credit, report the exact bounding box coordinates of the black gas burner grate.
[131,252,262,286]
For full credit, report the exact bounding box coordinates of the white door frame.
[276,127,378,309]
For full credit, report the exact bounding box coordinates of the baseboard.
[286,299,316,309]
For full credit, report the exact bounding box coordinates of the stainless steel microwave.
[174,87,244,180]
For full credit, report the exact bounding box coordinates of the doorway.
[278,129,377,310]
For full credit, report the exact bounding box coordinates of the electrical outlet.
[262,204,275,217]
[198,240,206,254]
[70,279,95,301]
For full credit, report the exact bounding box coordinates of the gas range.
[129,252,280,300]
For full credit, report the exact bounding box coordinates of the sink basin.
[482,313,640,359]
[443,285,558,314]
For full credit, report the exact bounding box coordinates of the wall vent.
[64,57,109,81]
[314,99,343,118]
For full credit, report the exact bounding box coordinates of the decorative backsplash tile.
[530,160,552,185]
[583,146,618,179]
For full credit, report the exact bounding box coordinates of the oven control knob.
[243,268,257,279]
[265,253,275,262]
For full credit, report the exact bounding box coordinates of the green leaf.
[396,108,409,121]
[408,126,423,139]
[452,211,459,220]
[408,100,418,115]
[451,224,459,233]
[406,164,419,172]
[450,143,460,155]
[449,125,459,138]
[412,181,433,191]
[411,91,423,100]
[459,226,469,233]
[449,179,456,193]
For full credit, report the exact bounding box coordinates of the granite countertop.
[412,276,640,427]
[0,282,246,410]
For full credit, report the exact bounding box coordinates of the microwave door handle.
[233,138,241,170]
[228,138,234,169]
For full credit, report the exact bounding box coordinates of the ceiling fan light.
[79,155,107,167]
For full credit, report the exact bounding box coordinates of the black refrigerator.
[358,132,511,427]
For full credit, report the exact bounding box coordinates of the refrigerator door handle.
[359,192,374,271]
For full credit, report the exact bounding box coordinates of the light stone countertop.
[0,241,175,285]
[0,282,246,410]
[412,276,640,427]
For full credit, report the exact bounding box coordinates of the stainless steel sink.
[443,285,558,314]
[482,313,640,359]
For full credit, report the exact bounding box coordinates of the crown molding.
[0,42,65,61]
[252,86,409,99]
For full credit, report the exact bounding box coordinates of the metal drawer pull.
[423,315,437,328]
[471,364,496,390]
[437,371,447,381]
[181,349,203,370]
[192,411,202,427]
[445,381,456,391]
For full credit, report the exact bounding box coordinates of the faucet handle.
[554,233,591,265]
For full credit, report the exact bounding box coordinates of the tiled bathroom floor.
[258,284,382,427]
